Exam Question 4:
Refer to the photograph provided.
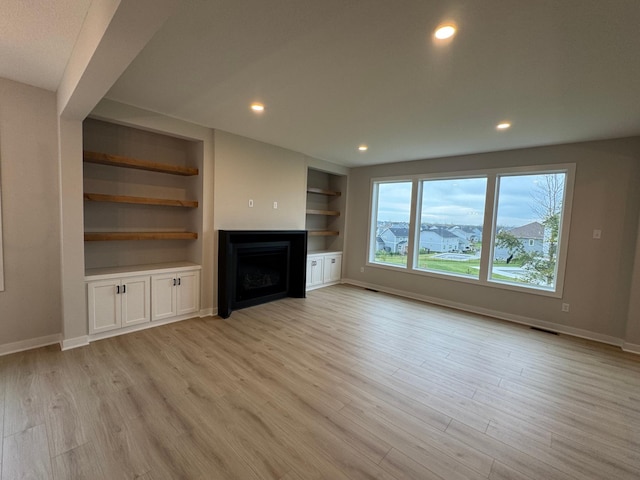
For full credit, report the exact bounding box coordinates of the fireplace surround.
[218,230,307,318]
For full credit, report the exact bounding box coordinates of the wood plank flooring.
[1,284,640,479]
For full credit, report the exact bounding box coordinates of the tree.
[530,174,564,223]
[522,174,565,286]
[495,230,525,260]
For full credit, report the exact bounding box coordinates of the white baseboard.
[0,333,61,357]
[306,280,341,292]
[342,278,631,352]
[622,342,640,354]
[60,335,90,351]
[200,307,216,317]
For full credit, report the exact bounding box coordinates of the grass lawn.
[374,252,523,282]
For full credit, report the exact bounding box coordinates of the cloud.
[375,173,565,227]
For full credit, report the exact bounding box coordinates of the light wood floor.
[2,284,640,479]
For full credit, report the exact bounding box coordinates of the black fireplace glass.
[235,242,289,302]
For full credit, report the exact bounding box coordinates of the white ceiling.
[3,0,640,167]
[0,0,92,91]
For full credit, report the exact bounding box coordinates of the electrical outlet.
[273,201,278,209]
[248,199,254,208]
[360,267,365,273]
[593,229,601,239]
[562,303,570,312]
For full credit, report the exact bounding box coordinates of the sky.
[376,173,566,228]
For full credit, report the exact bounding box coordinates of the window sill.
[365,261,563,298]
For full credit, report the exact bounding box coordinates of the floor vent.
[530,326,559,335]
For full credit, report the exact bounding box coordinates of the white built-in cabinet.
[87,275,150,334]
[306,252,342,290]
[307,256,324,288]
[86,263,200,337]
[151,269,200,321]
[323,253,342,283]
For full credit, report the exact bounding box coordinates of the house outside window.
[369,180,413,268]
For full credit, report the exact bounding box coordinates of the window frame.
[367,177,416,271]
[367,164,575,298]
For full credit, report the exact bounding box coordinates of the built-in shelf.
[84,232,198,242]
[306,187,341,197]
[84,193,198,208]
[83,150,199,176]
[306,209,340,216]
[305,168,346,253]
[308,230,339,237]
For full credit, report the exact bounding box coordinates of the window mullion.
[406,178,420,271]
[478,175,497,282]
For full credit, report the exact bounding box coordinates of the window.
[415,177,487,279]
[369,180,413,268]
[490,171,570,292]
[367,165,574,296]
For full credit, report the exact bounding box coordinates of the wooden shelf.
[308,230,339,237]
[84,193,198,208]
[306,209,340,216]
[84,232,198,242]
[83,151,199,176]
[307,187,341,197]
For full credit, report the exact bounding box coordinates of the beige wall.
[344,138,640,343]
[213,130,307,231]
[0,78,62,349]
[625,212,640,348]
[58,117,87,343]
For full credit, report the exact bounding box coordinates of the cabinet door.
[87,279,121,334]
[323,254,342,283]
[122,275,151,327]
[176,270,200,316]
[307,256,324,287]
[151,273,177,321]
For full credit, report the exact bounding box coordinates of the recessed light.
[250,103,265,112]
[358,145,368,151]
[496,122,511,130]
[434,24,456,40]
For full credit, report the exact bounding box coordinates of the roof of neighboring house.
[508,221,544,239]
[421,227,460,239]
[387,227,409,237]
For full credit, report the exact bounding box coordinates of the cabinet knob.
[116,285,120,294]
[331,259,336,264]
[311,261,317,266]
[122,284,126,294]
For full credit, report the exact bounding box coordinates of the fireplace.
[236,242,289,302]
[218,230,307,318]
